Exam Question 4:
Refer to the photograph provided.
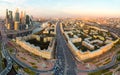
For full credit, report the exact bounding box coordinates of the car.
[7,62,11,65]
[6,56,11,61]
[7,56,11,60]
[8,67,11,70]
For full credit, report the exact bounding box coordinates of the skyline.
[0,1,120,75]
[0,0,120,17]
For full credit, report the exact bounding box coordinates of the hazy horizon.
[0,0,120,18]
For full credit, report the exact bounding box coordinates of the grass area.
[26,38,50,50]
[23,68,36,75]
[6,44,14,54]
[8,48,13,53]
[104,72,112,75]
[13,64,19,71]
[117,55,120,61]
[0,43,1,49]
[73,42,81,49]
[68,33,74,38]
[88,69,110,75]
[112,65,118,69]
[117,51,120,54]
[21,57,27,61]
[105,58,111,62]
[0,44,5,69]
[102,58,111,65]
[103,61,110,65]
[73,32,79,35]
[29,62,36,65]
[1,59,5,69]
[73,42,88,52]
[32,65,38,69]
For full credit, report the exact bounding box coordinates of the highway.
[77,54,117,73]
[54,21,77,75]
[56,21,120,74]
[0,21,57,75]
[0,21,13,75]
[0,21,58,75]
[0,26,3,72]
[0,20,119,75]
[10,53,55,73]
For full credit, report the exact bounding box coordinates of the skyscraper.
[5,9,9,27]
[14,8,20,22]
[8,11,13,29]
[20,11,26,30]
[23,11,26,24]
[26,15,30,25]
[20,11,24,24]
[14,21,19,30]
[9,11,13,20]
[6,9,14,30]
[5,8,32,30]
[14,8,20,30]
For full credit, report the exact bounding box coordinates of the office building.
[26,15,30,25]
[5,9,14,29]
[14,8,20,22]
[5,9,9,27]
[14,8,20,30]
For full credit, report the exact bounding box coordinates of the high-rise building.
[5,8,32,30]
[8,11,13,29]
[25,15,30,29]
[14,8,20,30]
[20,11,26,30]
[23,11,26,24]
[20,11,24,24]
[6,9,14,29]
[5,9,9,27]
[7,23,11,30]
[9,11,13,21]
[6,9,9,18]
[14,22,19,30]
[26,15,30,25]
[14,8,20,22]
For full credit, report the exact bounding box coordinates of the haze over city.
[0,0,120,75]
[0,0,120,17]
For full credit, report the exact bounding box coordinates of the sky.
[0,0,120,17]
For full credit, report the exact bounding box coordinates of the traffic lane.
[56,22,77,75]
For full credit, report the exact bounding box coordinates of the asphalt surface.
[0,26,3,72]
[0,21,13,75]
[77,54,117,73]
[55,21,120,74]
[55,22,77,75]
[0,20,119,75]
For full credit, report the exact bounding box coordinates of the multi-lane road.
[1,21,73,75]
[55,22,77,75]
[0,20,120,75]
[0,21,13,75]
[55,21,120,75]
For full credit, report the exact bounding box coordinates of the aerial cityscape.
[0,0,120,75]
